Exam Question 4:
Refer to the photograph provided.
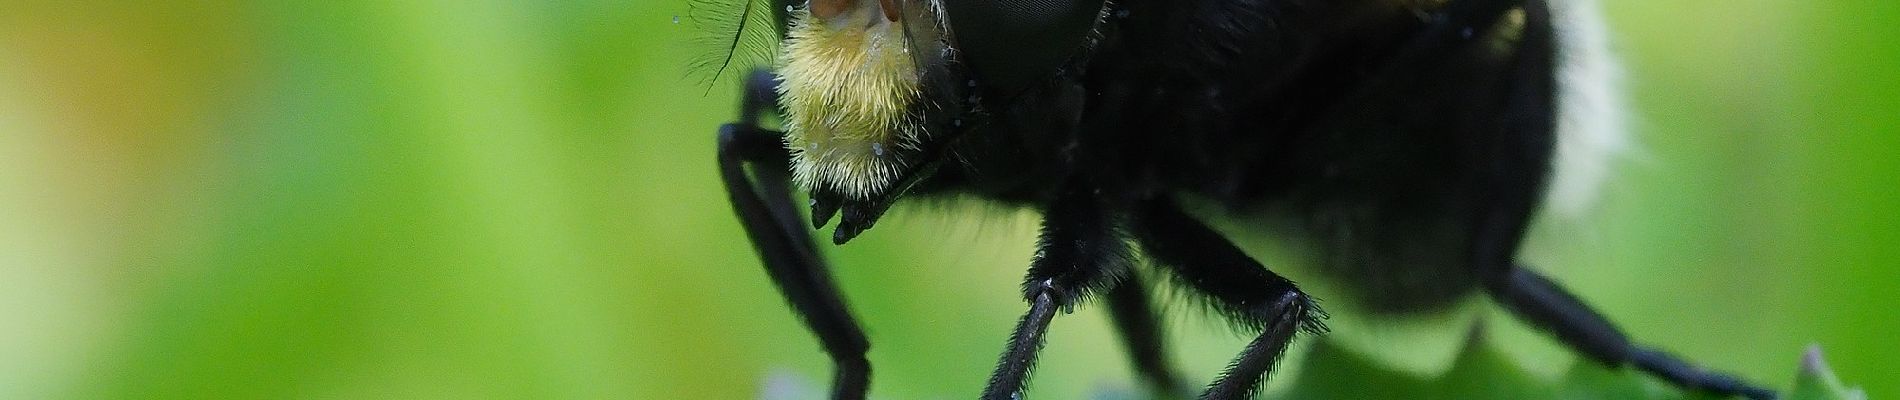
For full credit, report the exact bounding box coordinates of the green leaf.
[1787,345,1867,400]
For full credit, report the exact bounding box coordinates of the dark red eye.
[879,0,900,21]
[811,0,900,22]
[809,0,844,19]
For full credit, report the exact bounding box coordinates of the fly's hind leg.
[1474,1,1774,398]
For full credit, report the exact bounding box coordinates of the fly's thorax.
[777,0,951,201]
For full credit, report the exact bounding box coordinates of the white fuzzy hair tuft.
[1544,0,1630,218]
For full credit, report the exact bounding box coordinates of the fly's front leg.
[717,70,871,400]
[981,181,1134,400]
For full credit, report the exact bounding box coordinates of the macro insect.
[705,0,1776,398]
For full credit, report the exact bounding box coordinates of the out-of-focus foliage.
[1080,339,1867,400]
[0,1,1894,399]
[1278,339,1865,400]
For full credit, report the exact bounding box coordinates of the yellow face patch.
[777,6,926,200]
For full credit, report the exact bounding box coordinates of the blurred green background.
[1,1,1894,399]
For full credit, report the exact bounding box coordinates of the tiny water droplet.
[1115,9,1130,18]
[871,143,885,156]
[808,143,819,151]
[786,5,794,12]
[966,80,976,87]
[1460,27,1475,39]
[672,15,680,24]
[952,119,962,127]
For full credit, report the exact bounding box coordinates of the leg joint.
[1262,290,1330,336]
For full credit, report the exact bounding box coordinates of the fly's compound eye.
[941,0,1105,97]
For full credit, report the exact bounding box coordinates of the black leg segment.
[1469,1,1774,397]
[1132,198,1326,400]
[980,181,1133,400]
[1103,277,1191,398]
[718,71,871,400]
[1486,267,1777,399]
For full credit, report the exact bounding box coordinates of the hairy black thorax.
[913,0,1549,313]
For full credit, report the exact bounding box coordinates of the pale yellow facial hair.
[776,4,932,200]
